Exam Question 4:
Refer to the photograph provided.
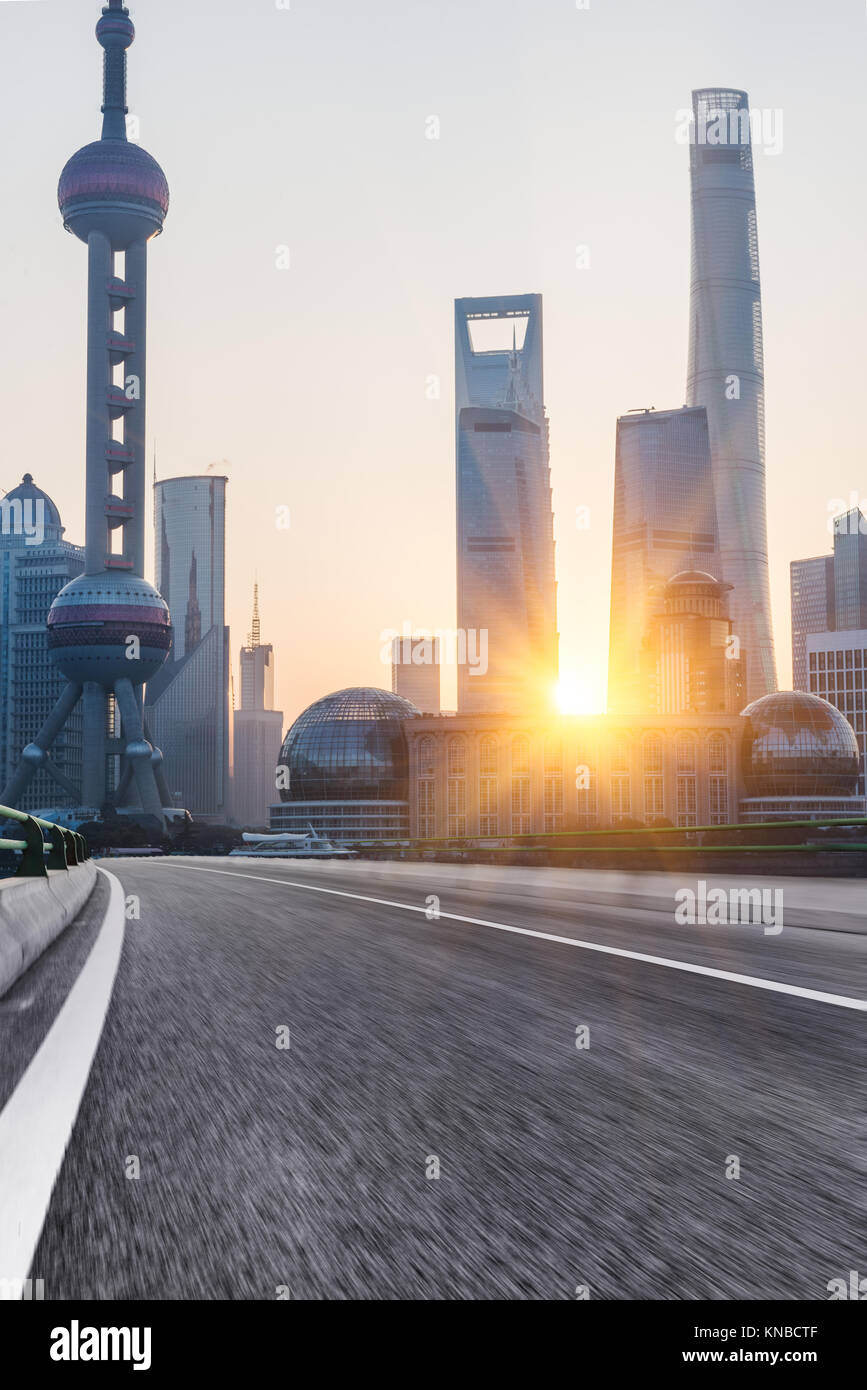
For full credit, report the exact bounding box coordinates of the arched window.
[511,735,531,836]
[418,735,435,777]
[708,734,729,825]
[417,736,436,838]
[643,733,663,821]
[447,737,467,838]
[610,734,632,825]
[575,744,597,828]
[479,735,498,837]
[675,734,697,826]
[544,737,563,833]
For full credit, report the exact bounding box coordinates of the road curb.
[0,866,125,1297]
[0,862,98,999]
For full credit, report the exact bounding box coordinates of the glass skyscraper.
[832,508,867,631]
[147,475,231,818]
[234,584,283,828]
[686,88,777,701]
[455,294,557,714]
[804,634,867,800]
[790,554,835,693]
[792,510,867,791]
[607,406,719,712]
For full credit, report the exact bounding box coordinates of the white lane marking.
[158,863,867,1013]
[0,868,125,1298]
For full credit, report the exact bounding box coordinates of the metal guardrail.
[0,805,90,878]
[352,816,867,856]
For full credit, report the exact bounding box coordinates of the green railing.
[351,816,867,856]
[0,805,90,878]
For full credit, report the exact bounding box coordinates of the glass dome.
[278,687,419,803]
[741,691,860,797]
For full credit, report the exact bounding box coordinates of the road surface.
[14,856,867,1299]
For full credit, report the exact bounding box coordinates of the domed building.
[271,687,420,842]
[739,690,863,822]
[0,477,85,812]
[0,474,65,546]
[642,570,745,715]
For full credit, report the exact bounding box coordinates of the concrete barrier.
[0,861,98,998]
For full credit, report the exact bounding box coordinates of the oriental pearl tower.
[1,1,173,827]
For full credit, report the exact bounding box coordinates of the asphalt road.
[30,857,867,1299]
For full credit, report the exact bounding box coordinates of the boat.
[229,826,356,859]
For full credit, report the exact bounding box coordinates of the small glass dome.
[741,691,860,797]
[1,474,64,541]
[278,687,419,803]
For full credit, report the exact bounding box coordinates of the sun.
[554,675,602,717]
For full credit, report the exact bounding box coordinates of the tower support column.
[85,230,112,575]
[124,238,148,574]
[81,682,107,808]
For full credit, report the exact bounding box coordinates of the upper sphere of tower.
[95,10,135,50]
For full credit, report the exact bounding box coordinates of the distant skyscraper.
[147,475,231,818]
[391,635,440,713]
[239,584,275,711]
[790,508,867,692]
[791,555,835,692]
[234,586,282,828]
[607,406,718,712]
[0,477,84,811]
[686,88,777,701]
[805,629,867,799]
[832,508,867,631]
[455,294,557,713]
[154,476,226,661]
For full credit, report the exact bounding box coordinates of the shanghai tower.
[1,2,173,824]
[686,88,777,700]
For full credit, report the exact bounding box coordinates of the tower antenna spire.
[98,1,135,142]
[251,582,261,650]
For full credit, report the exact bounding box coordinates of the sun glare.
[554,675,602,717]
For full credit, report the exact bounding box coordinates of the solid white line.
[0,867,125,1299]
[159,862,867,1012]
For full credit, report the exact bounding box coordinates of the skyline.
[1,0,865,725]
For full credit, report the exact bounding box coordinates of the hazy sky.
[1,0,865,726]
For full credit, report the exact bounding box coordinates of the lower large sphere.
[741,690,860,797]
[277,687,419,803]
[47,572,172,688]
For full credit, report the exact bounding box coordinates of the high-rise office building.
[147,475,231,818]
[804,633,867,799]
[686,88,777,702]
[391,635,440,713]
[153,476,227,662]
[0,477,85,811]
[239,584,275,711]
[832,508,867,631]
[791,555,835,693]
[791,510,867,793]
[790,509,867,691]
[607,406,719,712]
[455,294,557,714]
[234,585,283,827]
